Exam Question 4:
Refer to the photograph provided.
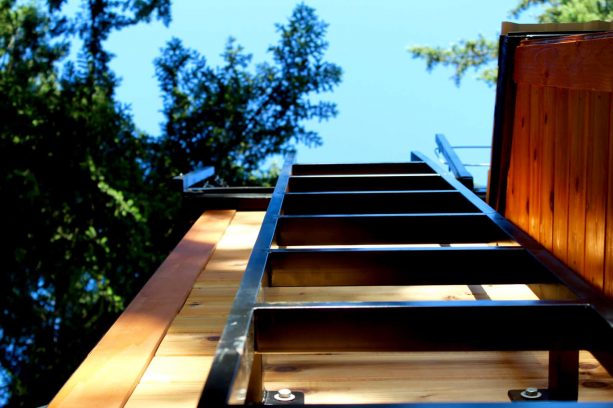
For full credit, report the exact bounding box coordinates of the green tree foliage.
[152,3,342,186]
[0,0,169,406]
[0,2,340,406]
[409,0,613,86]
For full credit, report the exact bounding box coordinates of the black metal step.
[275,214,513,246]
[291,161,436,175]
[266,247,560,287]
[282,191,479,214]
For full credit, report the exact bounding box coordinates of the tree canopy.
[152,3,341,185]
[409,0,613,86]
[0,2,340,406]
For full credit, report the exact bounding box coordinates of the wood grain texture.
[584,92,610,288]
[263,351,613,403]
[515,33,613,92]
[116,211,612,406]
[539,86,555,250]
[505,83,524,223]
[552,88,570,260]
[49,210,234,408]
[262,284,540,303]
[566,90,588,275]
[504,31,613,298]
[514,83,532,232]
[607,97,613,298]
[124,211,265,408]
[528,85,543,238]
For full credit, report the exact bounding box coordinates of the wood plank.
[504,85,519,221]
[515,32,613,92]
[528,85,543,239]
[481,284,538,300]
[156,333,222,356]
[124,211,265,407]
[138,356,214,384]
[552,87,570,261]
[262,285,540,303]
[49,211,235,408]
[123,383,204,408]
[263,351,613,403]
[263,286,476,303]
[607,93,613,298]
[584,91,610,289]
[508,83,532,232]
[176,299,233,317]
[539,86,555,250]
[264,352,546,403]
[567,90,588,274]
[125,356,213,408]
[502,21,613,35]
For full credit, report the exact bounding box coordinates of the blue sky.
[102,1,539,174]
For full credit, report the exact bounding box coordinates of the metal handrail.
[434,134,474,190]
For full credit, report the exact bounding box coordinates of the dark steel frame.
[435,133,474,191]
[174,166,274,212]
[197,152,613,407]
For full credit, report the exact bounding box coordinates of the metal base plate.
[508,389,551,402]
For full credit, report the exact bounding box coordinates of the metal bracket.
[263,390,305,405]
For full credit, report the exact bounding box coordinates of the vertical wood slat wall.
[504,33,613,297]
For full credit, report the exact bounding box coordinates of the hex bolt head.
[520,387,542,399]
[274,388,296,402]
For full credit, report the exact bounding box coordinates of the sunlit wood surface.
[54,209,613,407]
[124,211,265,408]
[264,350,613,403]
[125,207,611,407]
[507,33,613,297]
[50,210,235,408]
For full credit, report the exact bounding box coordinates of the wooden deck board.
[263,351,613,403]
[125,212,612,406]
[50,210,235,408]
[124,211,265,408]
[262,284,540,303]
[60,208,613,407]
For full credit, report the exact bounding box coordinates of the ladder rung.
[253,301,610,353]
[266,247,560,286]
[199,154,613,407]
[287,174,453,192]
[275,214,513,246]
[291,161,436,175]
[282,191,479,215]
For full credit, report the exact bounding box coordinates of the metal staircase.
[196,152,613,407]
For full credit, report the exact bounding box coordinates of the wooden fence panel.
[552,88,570,260]
[604,96,613,298]
[539,86,555,251]
[506,83,531,231]
[505,33,613,298]
[584,92,610,288]
[528,86,543,239]
[566,90,588,275]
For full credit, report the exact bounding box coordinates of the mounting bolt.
[274,388,296,402]
[520,387,542,399]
